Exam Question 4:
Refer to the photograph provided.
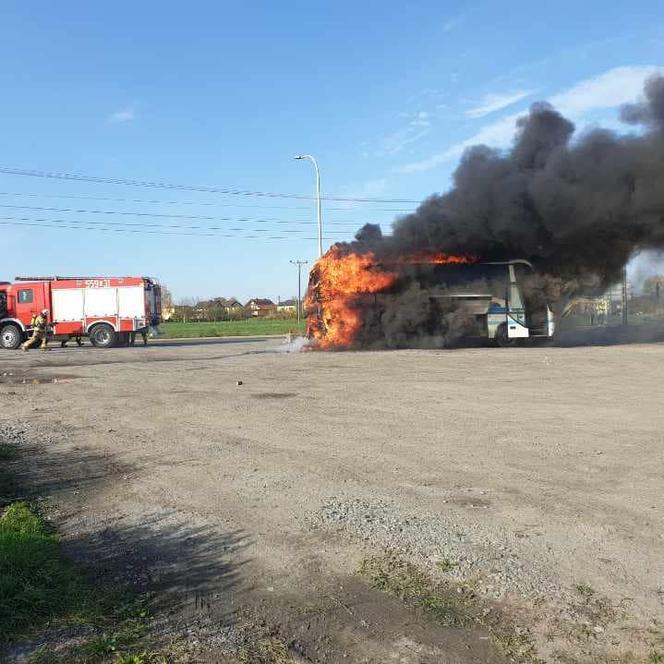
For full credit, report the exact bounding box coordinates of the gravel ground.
[309,496,561,599]
[1,337,663,662]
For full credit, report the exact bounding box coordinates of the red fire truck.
[0,276,162,349]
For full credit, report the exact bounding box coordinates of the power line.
[0,166,421,204]
[0,218,345,240]
[0,218,271,238]
[0,214,354,235]
[0,216,353,239]
[0,190,413,213]
[0,203,382,227]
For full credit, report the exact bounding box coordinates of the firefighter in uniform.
[596,297,608,325]
[22,309,50,351]
[129,329,149,345]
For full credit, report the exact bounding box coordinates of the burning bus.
[306,76,664,350]
[305,246,555,349]
[401,258,556,346]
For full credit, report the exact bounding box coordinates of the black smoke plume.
[309,76,664,349]
[363,74,664,292]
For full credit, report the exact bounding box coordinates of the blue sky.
[1,1,663,301]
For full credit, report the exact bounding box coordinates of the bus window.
[514,264,549,329]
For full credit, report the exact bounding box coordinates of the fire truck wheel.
[495,323,517,348]
[0,324,23,350]
[89,323,117,348]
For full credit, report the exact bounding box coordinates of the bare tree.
[160,283,174,309]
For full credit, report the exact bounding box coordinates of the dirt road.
[1,337,663,662]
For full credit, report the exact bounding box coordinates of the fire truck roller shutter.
[118,286,145,319]
[84,287,117,319]
[52,288,84,321]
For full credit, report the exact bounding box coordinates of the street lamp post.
[290,259,308,324]
[294,155,323,258]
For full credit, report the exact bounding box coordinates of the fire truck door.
[15,283,49,323]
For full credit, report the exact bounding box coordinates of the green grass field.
[0,501,95,643]
[0,442,152,661]
[160,319,306,339]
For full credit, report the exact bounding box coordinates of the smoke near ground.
[353,284,474,349]
[628,249,664,293]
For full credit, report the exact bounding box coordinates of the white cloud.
[442,14,464,32]
[397,65,664,174]
[549,65,661,115]
[399,110,430,126]
[107,108,135,124]
[465,111,523,145]
[356,178,388,197]
[411,87,442,100]
[465,89,534,119]
[378,111,431,156]
[338,178,388,200]
[380,128,430,156]
[397,111,521,173]
[395,151,453,174]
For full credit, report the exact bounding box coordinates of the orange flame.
[305,245,477,349]
[305,245,396,349]
[399,251,477,265]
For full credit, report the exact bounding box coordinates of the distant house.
[222,298,243,314]
[245,298,277,317]
[277,298,298,313]
[161,305,176,321]
[191,304,209,321]
[192,297,245,320]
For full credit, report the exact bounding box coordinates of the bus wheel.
[89,323,116,348]
[0,324,23,350]
[495,323,516,348]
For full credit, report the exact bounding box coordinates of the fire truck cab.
[0,276,161,350]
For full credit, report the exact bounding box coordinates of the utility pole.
[290,259,308,324]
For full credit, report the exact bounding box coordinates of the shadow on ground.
[4,425,140,500]
[553,322,664,346]
[1,345,278,370]
[66,513,249,630]
[1,423,250,658]
[154,336,273,348]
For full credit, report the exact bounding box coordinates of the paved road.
[1,338,662,662]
